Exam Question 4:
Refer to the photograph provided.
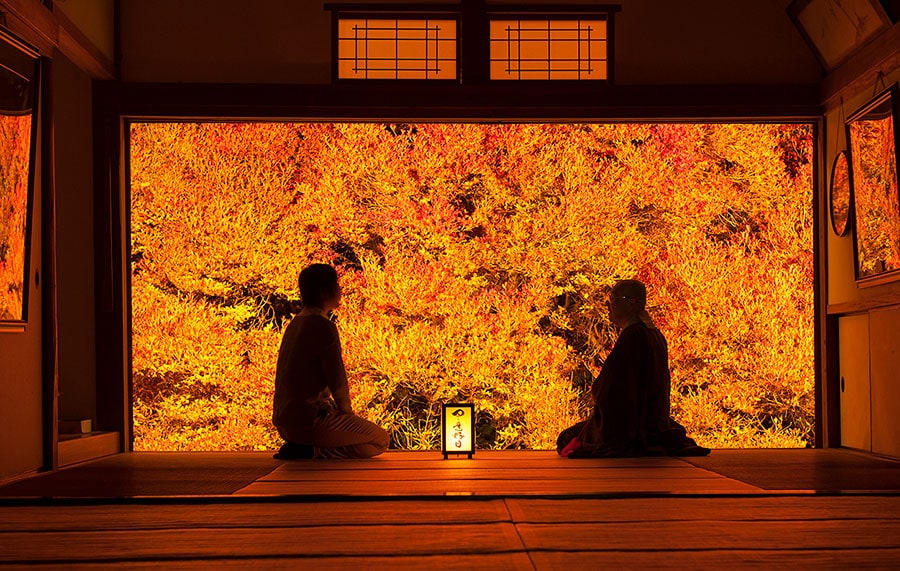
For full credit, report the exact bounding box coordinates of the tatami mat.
[0,522,528,562]
[2,450,900,568]
[683,448,900,491]
[2,495,899,568]
[5,449,900,499]
[0,452,279,498]
[236,450,760,496]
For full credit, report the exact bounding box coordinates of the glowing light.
[442,403,475,459]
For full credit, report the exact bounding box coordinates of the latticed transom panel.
[337,18,458,80]
[490,19,608,80]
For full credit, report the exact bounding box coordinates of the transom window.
[327,3,618,83]
[337,17,458,80]
[490,18,608,80]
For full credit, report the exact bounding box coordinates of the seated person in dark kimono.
[557,279,709,458]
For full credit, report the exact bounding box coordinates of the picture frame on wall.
[0,28,40,324]
[787,0,892,72]
[846,84,900,286]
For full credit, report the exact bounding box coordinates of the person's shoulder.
[311,314,341,338]
[617,322,658,348]
[299,312,337,326]
[286,313,338,336]
[633,323,668,354]
[619,322,648,340]
[646,326,667,344]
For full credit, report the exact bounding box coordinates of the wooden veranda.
[1,449,899,568]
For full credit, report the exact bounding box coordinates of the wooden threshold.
[57,431,120,467]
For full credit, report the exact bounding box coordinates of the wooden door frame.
[93,80,825,451]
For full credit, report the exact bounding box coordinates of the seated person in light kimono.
[272,263,389,460]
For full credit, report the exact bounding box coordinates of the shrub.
[130,122,814,450]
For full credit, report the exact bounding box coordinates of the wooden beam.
[0,0,56,54]
[54,4,114,80]
[92,86,128,445]
[39,55,59,471]
[0,0,114,79]
[827,287,900,314]
[821,22,900,110]
[94,81,821,120]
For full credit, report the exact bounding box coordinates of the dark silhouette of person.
[557,279,710,458]
[272,263,389,459]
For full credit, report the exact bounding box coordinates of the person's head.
[298,263,341,310]
[606,279,647,328]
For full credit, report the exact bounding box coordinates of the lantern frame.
[441,403,475,459]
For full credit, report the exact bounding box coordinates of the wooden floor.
[237,450,761,496]
[1,449,899,569]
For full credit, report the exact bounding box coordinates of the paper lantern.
[441,403,475,459]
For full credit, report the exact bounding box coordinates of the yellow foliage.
[0,114,32,320]
[130,122,814,451]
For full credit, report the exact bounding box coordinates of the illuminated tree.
[130,121,814,450]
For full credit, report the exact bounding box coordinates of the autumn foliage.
[0,114,32,321]
[129,122,814,451]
